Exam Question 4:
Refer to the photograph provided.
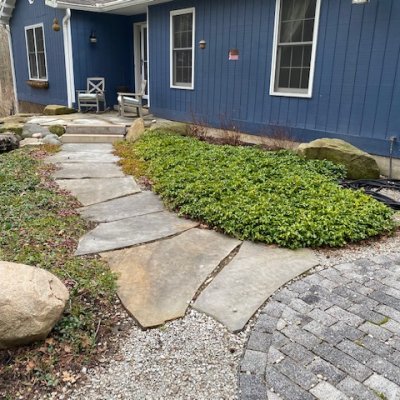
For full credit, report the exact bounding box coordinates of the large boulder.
[22,123,51,139]
[126,118,145,142]
[0,262,69,349]
[297,138,380,179]
[0,132,20,153]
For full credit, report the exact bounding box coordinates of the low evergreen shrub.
[115,131,394,249]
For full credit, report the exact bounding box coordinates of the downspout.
[5,24,19,114]
[62,8,75,107]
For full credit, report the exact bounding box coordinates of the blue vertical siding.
[10,0,67,106]
[70,12,146,108]
[148,0,400,157]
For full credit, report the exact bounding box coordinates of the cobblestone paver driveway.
[240,255,400,400]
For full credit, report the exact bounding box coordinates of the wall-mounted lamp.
[352,0,370,4]
[52,18,61,32]
[199,39,206,50]
[89,31,97,44]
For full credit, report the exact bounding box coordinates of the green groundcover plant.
[115,131,395,249]
[0,147,117,396]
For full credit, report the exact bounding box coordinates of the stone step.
[193,242,319,333]
[61,134,124,144]
[75,211,198,256]
[66,125,126,135]
[102,229,241,328]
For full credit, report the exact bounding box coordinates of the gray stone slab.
[60,143,114,153]
[46,151,119,164]
[53,163,125,179]
[57,177,140,206]
[193,242,319,332]
[101,229,240,328]
[75,211,198,256]
[78,192,163,222]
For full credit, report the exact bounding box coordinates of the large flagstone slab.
[57,177,140,206]
[102,229,241,328]
[53,163,125,179]
[75,211,198,256]
[78,192,163,222]
[193,242,319,332]
[61,143,114,153]
[46,151,119,164]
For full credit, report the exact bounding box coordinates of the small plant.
[115,130,395,249]
[259,125,297,151]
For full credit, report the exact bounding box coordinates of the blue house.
[1,0,399,158]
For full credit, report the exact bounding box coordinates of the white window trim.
[170,7,195,90]
[24,23,48,81]
[269,0,321,98]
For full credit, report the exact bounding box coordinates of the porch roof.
[0,0,16,25]
[45,0,173,15]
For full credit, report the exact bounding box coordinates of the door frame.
[133,21,149,102]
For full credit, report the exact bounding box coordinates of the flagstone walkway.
[47,143,319,332]
[49,143,400,399]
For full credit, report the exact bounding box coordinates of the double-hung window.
[25,24,48,81]
[170,8,195,89]
[270,0,321,97]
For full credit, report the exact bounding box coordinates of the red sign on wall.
[229,49,239,61]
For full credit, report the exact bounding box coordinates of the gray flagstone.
[78,192,164,223]
[102,229,241,328]
[57,177,141,206]
[193,242,319,332]
[75,211,198,256]
[53,163,125,179]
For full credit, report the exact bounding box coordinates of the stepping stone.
[53,163,124,179]
[61,143,114,153]
[46,151,119,164]
[193,242,319,333]
[102,229,241,328]
[75,211,198,256]
[57,177,140,206]
[78,192,163,222]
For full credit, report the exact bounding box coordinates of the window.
[270,0,321,97]
[25,24,47,80]
[170,8,195,89]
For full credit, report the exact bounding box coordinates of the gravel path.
[67,309,249,400]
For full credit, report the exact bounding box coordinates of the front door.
[134,22,149,101]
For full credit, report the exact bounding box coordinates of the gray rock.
[0,261,69,349]
[0,132,19,152]
[22,123,50,138]
[126,118,145,142]
[43,135,62,145]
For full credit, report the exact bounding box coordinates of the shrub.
[115,131,395,249]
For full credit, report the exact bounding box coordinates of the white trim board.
[269,0,322,98]
[170,7,195,90]
[24,22,48,81]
